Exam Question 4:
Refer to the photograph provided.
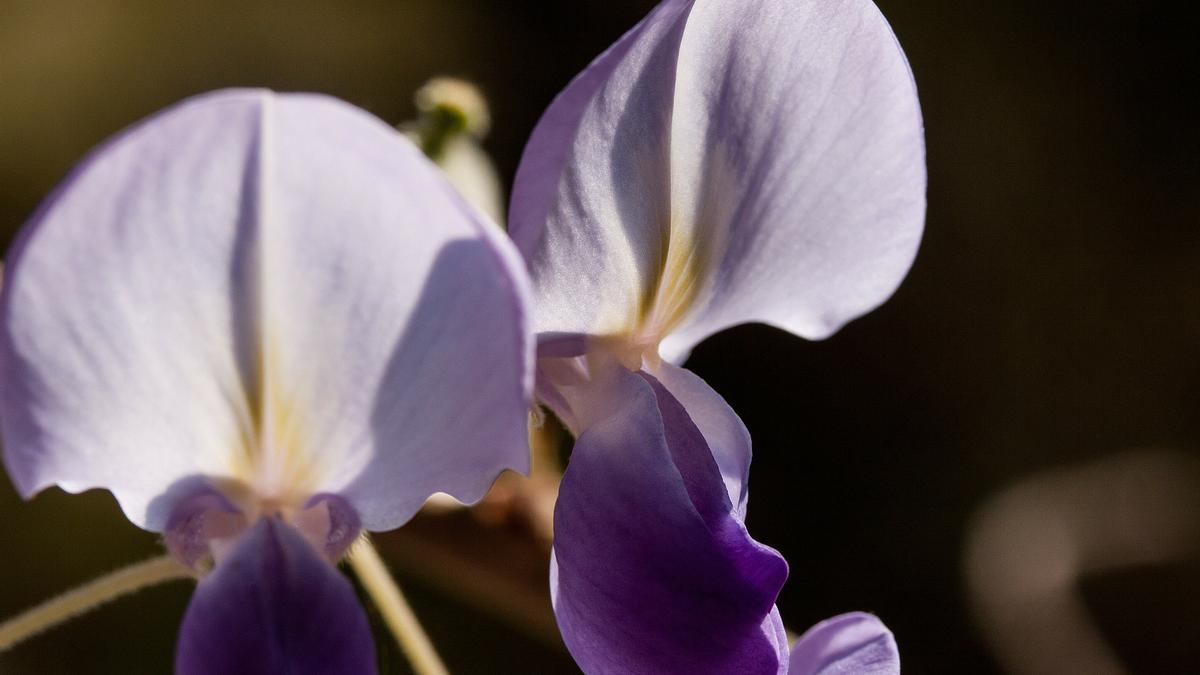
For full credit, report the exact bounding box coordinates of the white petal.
[662,0,925,358]
[0,90,533,530]
[509,0,694,339]
[510,0,925,359]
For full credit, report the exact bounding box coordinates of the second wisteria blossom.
[510,0,925,671]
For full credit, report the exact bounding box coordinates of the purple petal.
[788,612,900,675]
[0,89,533,530]
[651,361,752,518]
[551,362,788,674]
[175,517,376,675]
[510,0,925,360]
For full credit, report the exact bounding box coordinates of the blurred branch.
[0,554,191,653]
[965,449,1200,674]
[349,537,449,675]
[374,504,563,649]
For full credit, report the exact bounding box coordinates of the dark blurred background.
[1,1,1198,673]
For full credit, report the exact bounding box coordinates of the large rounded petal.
[550,363,788,674]
[510,0,924,358]
[788,612,900,675]
[509,0,693,338]
[0,89,533,530]
[662,0,925,357]
[175,517,376,675]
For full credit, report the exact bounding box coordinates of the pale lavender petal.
[175,517,376,675]
[509,0,693,338]
[551,363,788,674]
[661,0,925,358]
[1,91,268,528]
[0,89,533,530]
[509,15,639,257]
[788,612,900,675]
[508,0,686,256]
[510,0,924,360]
[765,608,790,668]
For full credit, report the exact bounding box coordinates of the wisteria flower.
[509,0,925,672]
[0,89,533,672]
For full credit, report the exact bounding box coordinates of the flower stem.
[349,536,449,675]
[0,554,192,653]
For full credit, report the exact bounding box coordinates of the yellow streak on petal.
[226,332,324,510]
[609,213,710,365]
[648,220,705,338]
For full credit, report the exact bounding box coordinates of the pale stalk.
[0,554,192,652]
[349,536,449,675]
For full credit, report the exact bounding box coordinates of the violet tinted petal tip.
[788,612,900,675]
[176,518,376,675]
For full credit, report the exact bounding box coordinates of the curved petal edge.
[788,612,900,675]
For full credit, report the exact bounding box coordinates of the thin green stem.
[349,536,449,675]
[0,554,192,653]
